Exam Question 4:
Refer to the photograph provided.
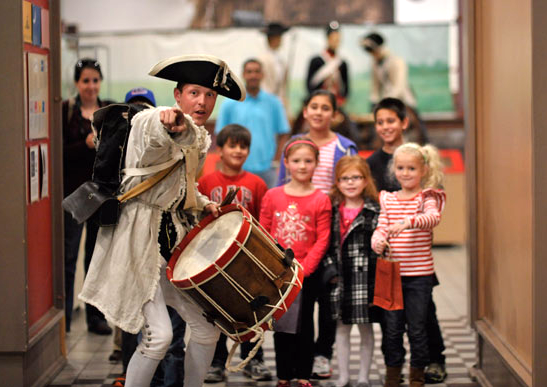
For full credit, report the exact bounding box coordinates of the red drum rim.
[166,203,252,288]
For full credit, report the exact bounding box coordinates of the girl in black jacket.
[323,156,381,387]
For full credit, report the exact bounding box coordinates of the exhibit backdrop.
[62,23,456,119]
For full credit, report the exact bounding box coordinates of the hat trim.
[148,54,246,101]
[148,54,225,77]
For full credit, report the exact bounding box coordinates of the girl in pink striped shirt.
[371,143,445,387]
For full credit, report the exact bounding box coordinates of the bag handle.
[382,241,394,261]
[117,160,183,203]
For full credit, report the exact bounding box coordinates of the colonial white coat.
[79,107,212,334]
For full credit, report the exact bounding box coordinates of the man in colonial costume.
[306,21,349,108]
[79,55,245,387]
[260,22,290,110]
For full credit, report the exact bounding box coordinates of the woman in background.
[62,58,114,335]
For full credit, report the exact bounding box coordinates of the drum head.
[172,211,243,280]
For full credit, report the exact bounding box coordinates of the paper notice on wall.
[40,144,49,198]
[29,146,40,203]
[28,53,48,139]
[41,8,50,49]
[23,1,32,43]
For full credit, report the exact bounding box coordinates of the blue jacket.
[276,133,358,186]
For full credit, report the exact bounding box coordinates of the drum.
[166,204,303,342]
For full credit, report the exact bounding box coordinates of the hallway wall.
[475,0,532,367]
[468,0,547,385]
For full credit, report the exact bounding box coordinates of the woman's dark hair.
[303,89,337,112]
[74,58,103,82]
[216,124,251,148]
[373,97,407,121]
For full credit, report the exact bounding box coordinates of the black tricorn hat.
[148,54,246,101]
[263,22,289,37]
[360,32,384,52]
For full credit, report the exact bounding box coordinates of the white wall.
[61,0,195,33]
[395,0,458,24]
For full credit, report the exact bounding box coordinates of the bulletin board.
[24,0,53,328]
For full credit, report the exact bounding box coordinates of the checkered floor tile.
[48,317,478,387]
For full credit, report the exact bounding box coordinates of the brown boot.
[384,366,402,387]
[409,367,425,387]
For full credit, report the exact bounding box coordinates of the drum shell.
[167,204,301,342]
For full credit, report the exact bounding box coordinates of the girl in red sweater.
[371,143,446,387]
[260,137,332,387]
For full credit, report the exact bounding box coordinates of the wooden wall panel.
[531,0,547,384]
[475,0,532,371]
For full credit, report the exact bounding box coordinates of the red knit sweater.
[259,186,332,277]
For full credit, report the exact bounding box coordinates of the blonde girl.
[260,137,332,387]
[371,143,446,387]
[323,155,381,387]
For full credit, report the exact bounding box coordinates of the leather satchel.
[62,181,119,226]
[62,160,182,227]
[372,243,404,311]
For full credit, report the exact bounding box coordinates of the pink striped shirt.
[312,139,336,194]
[371,188,446,276]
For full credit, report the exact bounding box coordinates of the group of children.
[197,91,447,387]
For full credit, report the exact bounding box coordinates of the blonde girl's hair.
[330,155,379,204]
[392,142,444,189]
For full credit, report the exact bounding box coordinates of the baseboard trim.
[475,319,531,386]
[470,365,494,387]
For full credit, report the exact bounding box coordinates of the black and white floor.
[48,246,479,387]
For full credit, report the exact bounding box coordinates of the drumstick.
[220,186,240,206]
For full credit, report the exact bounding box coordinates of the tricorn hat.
[148,54,246,101]
[326,20,340,36]
[263,22,289,37]
[360,32,384,52]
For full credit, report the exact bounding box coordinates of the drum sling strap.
[117,159,182,203]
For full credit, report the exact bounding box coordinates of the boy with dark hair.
[367,97,409,192]
[215,59,290,188]
[198,124,271,382]
[215,124,251,155]
[366,97,448,384]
